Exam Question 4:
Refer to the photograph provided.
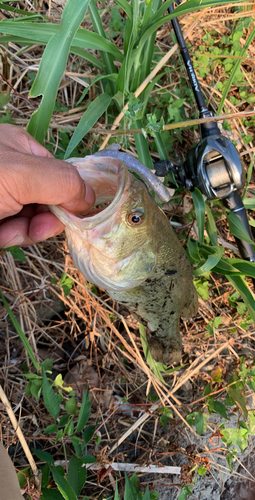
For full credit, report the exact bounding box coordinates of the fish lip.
[49,159,129,230]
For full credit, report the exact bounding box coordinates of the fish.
[49,148,198,364]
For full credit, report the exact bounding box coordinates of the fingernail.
[3,233,25,248]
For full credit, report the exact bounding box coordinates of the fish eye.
[127,212,144,225]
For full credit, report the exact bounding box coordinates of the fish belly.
[108,251,198,365]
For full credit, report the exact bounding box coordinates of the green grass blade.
[205,202,218,246]
[0,289,40,370]
[243,197,255,210]
[77,73,118,105]
[226,259,255,279]
[0,34,104,68]
[27,0,90,143]
[64,93,112,159]
[193,246,224,276]
[192,188,205,244]
[218,26,255,114]
[227,275,255,322]
[76,387,90,433]
[88,0,117,91]
[242,152,255,200]
[70,47,104,69]
[226,211,255,246]
[114,0,132,20]
[0,2,43,17]
[0,21,123,60]
[134,120,154,169]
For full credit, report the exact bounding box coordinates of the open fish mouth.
[49,156,130,233]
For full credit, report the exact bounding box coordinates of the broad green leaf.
[0,290,39,370]
[177,484,195,500]
[191,188,205,243]
[205,202,218,246]
[193,246,224,276]
[227,275,255,322]
[64,93,112,159]
[76,387,90,433]
[3,245,26,261]
[41,488,63,500]
[71,436,82,457]
[42,369,60,421]
[226,211,254,246]
[68,456,87,497]
[59,273,74,296]
[44,424,58,434]
[186,411,209,435]
[65,397,78,415]
[51,467,77,500]
[80,454,96,464]
[208,400,229,419]
[227,374,247,419]
[41,463,50,489]
[221,427,249,453]
[32,448,54,465]
[27,0,91,143]
[82,425,95,447]
[139,323,167,384]
[17,467,31,489]
[203,383,211,397]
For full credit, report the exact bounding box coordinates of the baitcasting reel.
[154,1,255,265]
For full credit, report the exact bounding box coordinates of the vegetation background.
[0,0,255,498]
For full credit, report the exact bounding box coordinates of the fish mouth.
[49,156,130,231]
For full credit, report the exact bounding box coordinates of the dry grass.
[0,1,255,498]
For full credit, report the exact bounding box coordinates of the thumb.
[0,124,95,216]
[1,150,95,216]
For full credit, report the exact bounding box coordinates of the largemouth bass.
[50,149,198,364]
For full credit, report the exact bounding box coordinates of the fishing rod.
[154,1,255,270]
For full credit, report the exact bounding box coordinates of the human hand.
[0,124,95,248]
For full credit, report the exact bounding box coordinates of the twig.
[0,384,41,489]
[0,73,39,107]
[53,461,181,475]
